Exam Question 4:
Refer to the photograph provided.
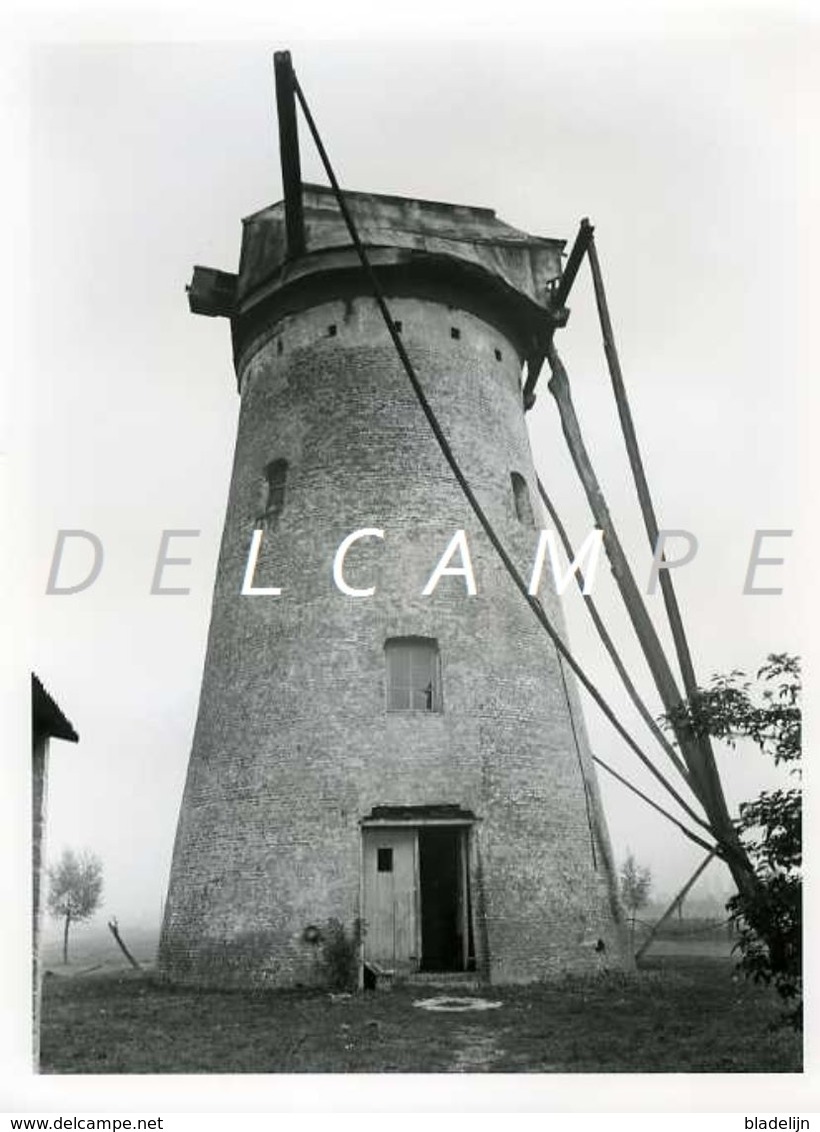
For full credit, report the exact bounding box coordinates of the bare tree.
[620,853,652,954]
[47,849,103,964]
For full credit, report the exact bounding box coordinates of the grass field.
[40,922,159,975]
[40,954,801,1074]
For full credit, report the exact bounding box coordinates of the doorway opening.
[360,806,475,975]
[419,826,470,971]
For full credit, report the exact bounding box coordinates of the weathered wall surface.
[159,294,625,986]
[32,736,48,1066]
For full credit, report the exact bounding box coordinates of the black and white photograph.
[4,0,816,1117]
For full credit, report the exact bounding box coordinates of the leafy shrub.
[675,654,802,1028]
[321,918,361,991]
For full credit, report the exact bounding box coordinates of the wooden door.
[362,828,418,972]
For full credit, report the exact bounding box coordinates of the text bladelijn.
[745,1120,809,1130]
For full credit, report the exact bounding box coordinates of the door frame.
[359,816,474,983]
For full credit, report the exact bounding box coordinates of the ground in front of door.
[40,955,800,1074]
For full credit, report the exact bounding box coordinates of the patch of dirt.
[413,995,503,1012]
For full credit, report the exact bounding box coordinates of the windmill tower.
[159,55,626,987]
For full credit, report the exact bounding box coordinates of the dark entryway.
[361,807,476,977]
[419,827,466,971]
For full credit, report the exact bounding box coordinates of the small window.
[511,471,535,526]
[258,459,288,527]
[377,848,393,873]
[385,637,441,712]
[450,327,461,340]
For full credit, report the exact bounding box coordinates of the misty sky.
[21,25,813,943]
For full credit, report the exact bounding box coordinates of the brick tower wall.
[158,292,626,986]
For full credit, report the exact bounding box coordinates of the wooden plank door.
[362,828,418,972]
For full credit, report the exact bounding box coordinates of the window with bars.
[385,637,441,712]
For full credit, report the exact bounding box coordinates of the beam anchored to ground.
[107,918,141,971]
[545,314,757,905]
[584,233,742,889]
[635,850,719,960]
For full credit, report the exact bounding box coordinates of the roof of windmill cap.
[237,183,566,309]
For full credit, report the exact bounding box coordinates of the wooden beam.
[522,218,594,408]
[592,755,715,854]
[551,217,595,310]
[545,338,758,902]
[536,476,689,782]
[274,51,306,260]
[586,233,702,706]
[583,236,755,898]
[186,266,237,317]
[635,850,718,961]
[545,339,700,781]
[107,918,141,971]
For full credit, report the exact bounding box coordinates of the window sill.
[385,709,444,716]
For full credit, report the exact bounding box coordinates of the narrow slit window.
[511,472,535,526]
[385,637,441,712]
[377,848,393,873]
[258,459,288,528]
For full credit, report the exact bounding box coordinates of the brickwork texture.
[159,291,627,987]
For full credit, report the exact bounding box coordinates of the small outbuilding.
[31,673,78,1068]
